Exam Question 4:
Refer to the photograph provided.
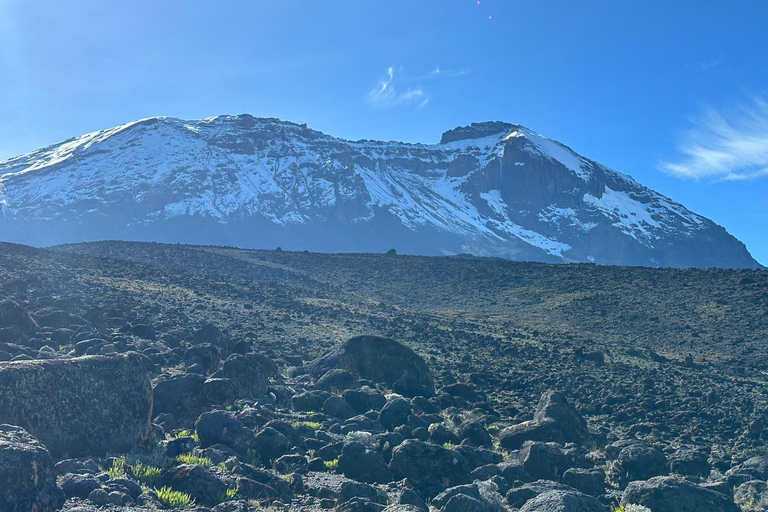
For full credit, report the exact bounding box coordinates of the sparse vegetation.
[131,461,163,486]
[292,420,322,430]
[176,453,213,468]
[107,458,127,479]
[155,486,196,509]
[324,458,339,470]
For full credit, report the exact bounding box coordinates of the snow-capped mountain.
[0,115,760,268]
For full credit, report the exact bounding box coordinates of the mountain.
[0,115,760,268]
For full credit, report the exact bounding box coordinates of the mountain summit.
[0,115,759,268]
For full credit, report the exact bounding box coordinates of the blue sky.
[1,0,767,264]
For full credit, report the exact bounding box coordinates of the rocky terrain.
[0,240,767,511]
[0,116,760,268]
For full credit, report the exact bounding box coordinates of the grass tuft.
[155,486,196,508]
[176,453,213,468]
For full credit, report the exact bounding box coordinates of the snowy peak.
[0,115,760,269]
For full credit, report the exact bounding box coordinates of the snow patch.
[583,186,660,242]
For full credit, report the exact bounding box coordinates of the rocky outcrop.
[0,353,152,457]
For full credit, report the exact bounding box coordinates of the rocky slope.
[0,241,767,511]
[0,115,759,268]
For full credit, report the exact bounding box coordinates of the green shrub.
[324,458,339,470]
[155,486,196,508]
[176,453,213,468]
[107,458,127,479]
[131,462,163,486]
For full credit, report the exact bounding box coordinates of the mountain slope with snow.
[0,115,760,268]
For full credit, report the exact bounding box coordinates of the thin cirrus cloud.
[661,96,768,181]
[367,65,469,109]
[368,67,427,108]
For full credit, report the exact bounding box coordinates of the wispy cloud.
[367,65,469,109]
[700,51,725,71]
[661,96,768,181]
[367,67,426,108]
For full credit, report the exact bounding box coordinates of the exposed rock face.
[308,335,434,396]
[0,424,64,512]
[0,116,760,268]
[0,353,152,457]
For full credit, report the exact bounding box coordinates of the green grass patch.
[107,458,127,479]
[324,458,339,470]
[176,453,213,469]
[292,420,322,430]
[174,430,200,443]
[131,461,163,487]
[155,486,196,509]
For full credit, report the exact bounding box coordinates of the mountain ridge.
[0,114,760,269]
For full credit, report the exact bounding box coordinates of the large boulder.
[308,336,434,396]
[152,372,207,422]
[622,475,740,512]
[607,442,668,489]
[221,353,277,398]
[519,489,605,512]
[389,440,470,496]
[0,353,152,457]
[499,391,592,450]
[0,424,64,511]
[339,441,393,484]
[0,300,39,335]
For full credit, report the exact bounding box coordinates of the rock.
[429,423,459,446]
[293,390,333,412]
[0,424,64,511]
[379,398,412,430]
[184,343,221,373]
[728,455,768,480]
[221,353,276,398]
[337,497,386,512]
[734,480,768,511]
[622,475,740,512]
[323,395,356,419]
[196,410,256,458]
[344,388,388,414]
[519,442,575,481]
[192,323,230,351]
[161,463,229,506]
[253,426,292,461]
[212,501,250,512]
[203,377,237,405]
[382,506,424,512]
[153,372,207,422]
[458,421,492,448]
[506,481,575,508]
[669,448,711,478]
[389,439,470,496]
[499,391,592,450]
[59,472,101,498]
[338,441,393,484]
[316,368,358,392]
[519,489,605,512]
[607,442,668,489]
[0,353,152,457]
[308,336,434,397]
[562,468,606,497]
[338,481,388,505]
[0,301,39,335]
